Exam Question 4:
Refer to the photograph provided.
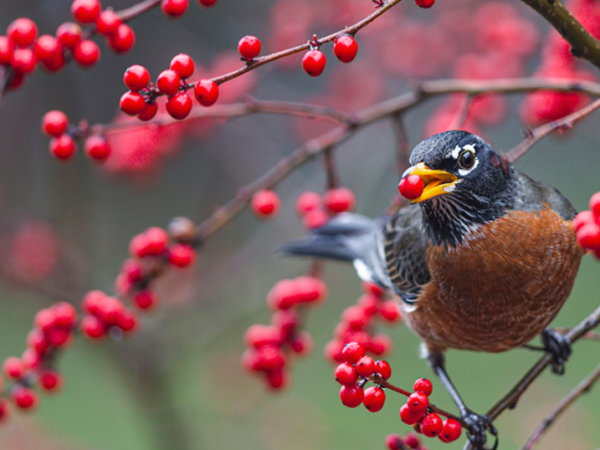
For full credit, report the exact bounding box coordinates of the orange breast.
[403,207,584,353]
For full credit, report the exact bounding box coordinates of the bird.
[281,130,584,449]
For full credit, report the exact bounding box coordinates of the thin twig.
[323,147,339,190]
[519,362,600,450]
[117,0,161,21]
[553,328,600,341]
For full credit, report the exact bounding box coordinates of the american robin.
[282,130,584,449]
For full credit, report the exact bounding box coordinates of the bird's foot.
[541,327,571,375]
[462,411,498,450]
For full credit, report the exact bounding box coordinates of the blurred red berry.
[170,53,195,78]
[71,0,102,23]
[96,9,121,35]
[40,370,63,392]
[342,341,365,364]
[303,208,329,229]
[413,378,433,396]
[415,0,435,8]
[53,302,77,328]
[324,187,356,213]
[577,222,600,251]
[573,210,594,232]
[403,433,421,449]
[42,110,68,137]
[194,79,219,106]
[157,69,181,96]
[339,383,364,408]
[379,300,401,322]
[335,362,358,386]
[34,35,63,64]
[0,36,13,65]
[265,368,289,390]
[251,190,281,218]
[73,39,100,66]
[3,357,25,379]
[12,386,38,410]
[375,359,391,380]
[120,91,146,116]
[420,412,443,437]
[133,290,157,310]
[385,434,404,450]
[333,35,358,63]
[324,339,345,363]
[162,0,189,17]
[10,48,37,74]
[302,49,326,77]
[254,344,286,371]
[108,23,135,53]
[50,135,76,161]
[290,331,313,356]
[138,101,159,121]
[168,243,196,267]
[8,18,38,47]
[124,65,150,91]
[81,315,106,339]
[295,191,322,216]
[590,192,600,219]
[166,92,193,119]
[56,22,82,49]
[399,175,424,200]
[82,290,106,315]
[198,0,217,6]
[84,135,111,162]
[363,386,385,412]
[238,35,261,60]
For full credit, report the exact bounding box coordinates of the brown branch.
[506,97,600,163]
[117,0,161,21]
[323,147,339,190]
[519,362,600,450]
[553,328,600,341]
[520,0,600,71]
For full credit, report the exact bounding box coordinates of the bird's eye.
[458,150,475,170]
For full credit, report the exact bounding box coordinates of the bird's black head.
[403,131,514,247]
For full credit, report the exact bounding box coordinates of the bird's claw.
[462,411,498,450]
[542,327,571,375]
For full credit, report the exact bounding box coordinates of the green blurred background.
[0,0,599,449]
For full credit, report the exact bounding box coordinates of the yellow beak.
[405,163,458,203]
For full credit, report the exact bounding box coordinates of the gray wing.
[511,170,577,220]
[365,205,431,305]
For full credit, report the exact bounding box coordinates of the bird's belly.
[404,209,584,353]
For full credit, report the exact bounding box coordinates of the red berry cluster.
[385,433,428,450]
[302,34,358,77]
[80,291,138,339]
[398,175,425,201]
[0,301,76,418]
[574,192,600,258]
[120,54,219,121]
[162,0,218,15]
[399,379,462,442]
[242,275,328,389]
[41,110,111,162]
[335,342,391,411]
[325,281,401,364]
[294,188,356,230]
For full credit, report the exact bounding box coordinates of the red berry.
[84,135,111,162]
[71,0,102,23]
[120,91,146,116]
[375,360,392,380]
[368,334,392,356]
[12,386,38,410]
[0,36,13,65]
[355,355,376,377]
[384,434,404,450]
[40,50,66,72]
[238,35,261,60]
[170,53,195,78]
[379,300,401,322]
[335,362,358,386]
[34,35,63,63]
[56,22,82,49]
[162,0,189,17]
[108,24,135,53]
[324,187,356,213]
[265,368,289,390]
[413,378,433,396]
[577,222,600,251]
[194,79,219,106]
[303,208,329,229]
[295,191,322,216]
[121,258,143,283]
[166,92,193,119]
[138,101,159,121]
[339,384,364,408]
[363,386,386,412]
[53,302,77,328]
[415,0,435,7]
[144,227,170,255]
[245,324,282,348]
[342,341,365,364]
[35,308,57,332]
[399,175,424,200]
[80,315,106,339]
[134,290,158,310]
[82,290,107,315]
[42,110,68,137]
[407,391,429,413]
[198,0,217,6]
[96,296,125,325]
[10,48,37,74]
[333,35,358,63]
[72,39,100,66]
[293,276,328,304]
[3,357,25,379]
[27,329,48,354]
[50,135,76,161]
[254,345,286,371]
[266,279,297,311]
[590,192,600,219]
[400,403,424,425]
[7,18,38,47]
[95,9,122,35]
[40,370,63,392]
[157,69,181,96]
[168,243,196,267]
[251,190,281,218]
[420,412,443,437]
[358,293,379,316]
[439,418,462,442]
[573,211,594,232]
[302,49,326,77]
[403,434,421,449]
[117,309,138,332]
[124,65,150,91]
[290,331,313,356]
